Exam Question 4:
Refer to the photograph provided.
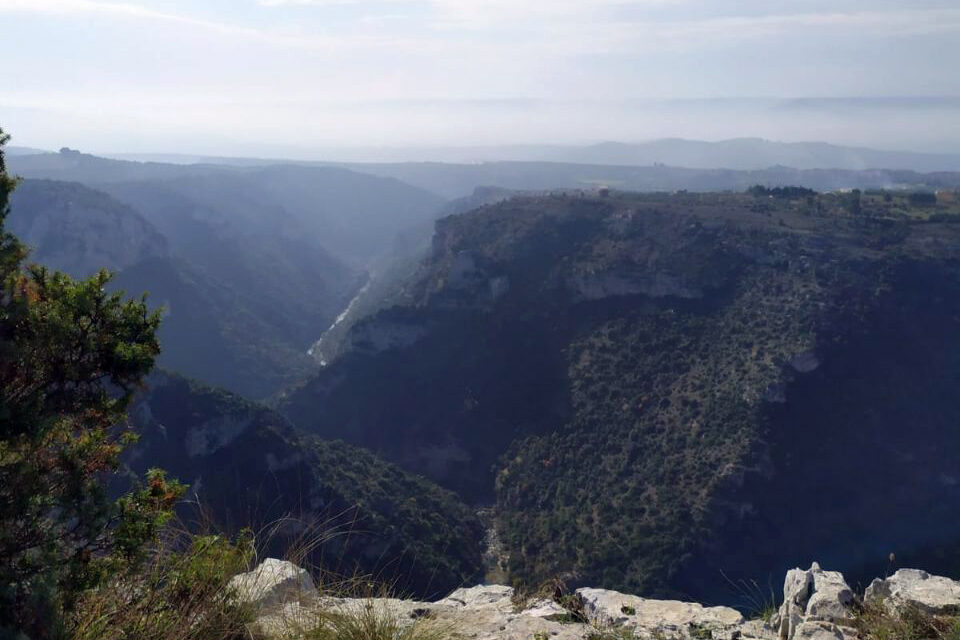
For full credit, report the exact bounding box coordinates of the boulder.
[865,569,960,614]
[228,558,316,611]
[238,562,960,640]
[577,587,744,635]
[772,563,854,640]
[739,619,780,639]
[792,621,852,640]
[435,584,515,613]
[522,598,571,618]
[377,585,588,640]
[806,567,855,621]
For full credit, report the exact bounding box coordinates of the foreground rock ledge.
[233,559,960,640]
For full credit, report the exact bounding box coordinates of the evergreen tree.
[0,127,181,639]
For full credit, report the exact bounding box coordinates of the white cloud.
[0,0,318,47]
[0,0,200,23]
[3,0,959,151]
[4,0,959,57]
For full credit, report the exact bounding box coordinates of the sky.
[1,0,959,157]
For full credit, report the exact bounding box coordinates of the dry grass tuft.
[277,600,451,640]
[68,509,462,640]
[69,525,256,640]
[853,601,960,640]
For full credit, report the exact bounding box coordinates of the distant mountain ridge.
[8,149,445,264]
[5,145,50,157]
[556,138,960,172]
[6,150,449,397]
[3,180,350,397]
[338,161,960,199]
[12,145,960,205]
[6,179,357,397]
[105,137,960,173]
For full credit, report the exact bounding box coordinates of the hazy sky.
[1,0,959,156]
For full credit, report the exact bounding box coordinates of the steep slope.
[111,257,329,398]
[281,190,960,602]
[5,178,358,398]
[307,186,516,366]
[106,137,960,172]
[126,372,485,598]
[7,179,167,277]
[104,182,361,365]
[98,167,444,265]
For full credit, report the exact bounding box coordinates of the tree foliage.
[0,127,177,639]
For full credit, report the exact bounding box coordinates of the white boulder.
[435,584,515,613]
[228,558,317,611]
[792,621,854,640]
[577,587,744,635]
[773,563,854,640]
[865,569,960,614]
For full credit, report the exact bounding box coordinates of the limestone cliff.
[234,558,960,640]
[281,190,960,600]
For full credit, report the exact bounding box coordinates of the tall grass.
[296,602,451,640]
[68,526,256,640]
[65,506,461,640]
[720,570,779,623]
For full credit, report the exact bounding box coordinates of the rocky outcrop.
[243,578,747,640]
[577,587,743,632]
[228,559,316,610]
[231,557,960,639]
[229,559,944,640]
[865,569,960,615]
[772,563,856,640]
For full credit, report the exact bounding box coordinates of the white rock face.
[240,560,960,640]
[434,586,587,640]
[435,584,514,612]
[806,566,855,622]
[865,569,960,614]
[229,558,317,611]
[577,587,744,631]
[773,563,854,640]
[249,578,748,640]
[792,620,854,640]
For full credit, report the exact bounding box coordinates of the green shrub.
[68,529,256,640]
[0,127,177,638]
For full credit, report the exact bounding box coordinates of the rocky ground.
[229,558,960,640]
